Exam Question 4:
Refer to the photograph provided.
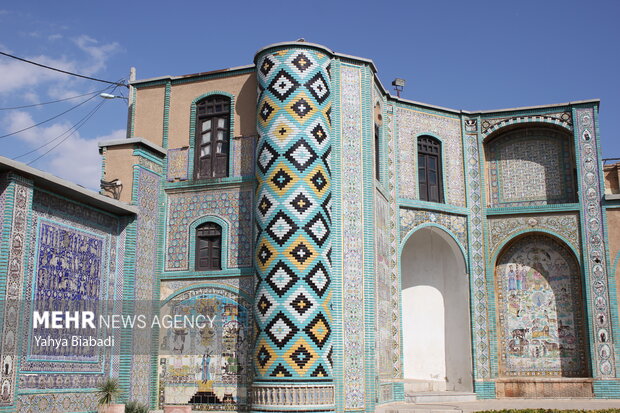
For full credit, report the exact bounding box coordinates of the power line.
[0,51,128,88]
[14,97,104,160]
[26,96,109,165]
[0,89,108,110]
[0,83,115,139]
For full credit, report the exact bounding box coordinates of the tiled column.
[253,43,334,412]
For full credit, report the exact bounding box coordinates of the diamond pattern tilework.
[254,47,333,383]
[265,261,299,298]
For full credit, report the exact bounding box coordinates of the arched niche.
[400,226,473,392]
[494,233,590,377]
[484,125,577,207]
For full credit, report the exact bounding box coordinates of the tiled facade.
[2,40,620,413]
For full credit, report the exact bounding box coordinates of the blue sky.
[0,0,618,190]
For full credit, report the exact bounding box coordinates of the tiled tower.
[252,43,335,412]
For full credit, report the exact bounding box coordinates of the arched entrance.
[401,226,473,392]
[495,233,589,377]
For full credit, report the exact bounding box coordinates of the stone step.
[404,392,477,404]
[376,402,462,413]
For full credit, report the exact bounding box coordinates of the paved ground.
[377,398,620,412]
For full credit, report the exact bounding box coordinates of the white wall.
[401,227,473,392]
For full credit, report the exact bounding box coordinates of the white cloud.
[0,35,121,96]
[0,54,75,93]
[3,110,125,190]
[22,91,39,104]
[48,34,62,41]
[48,128,125,189]
[74,35,121,76]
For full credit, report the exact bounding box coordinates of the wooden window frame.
[417,136,444,203]
[194,95,231,179]
[195,222,222,271]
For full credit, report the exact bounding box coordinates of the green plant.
[96,378,121,406]
[125,400,148,413]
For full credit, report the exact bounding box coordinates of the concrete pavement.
[377,398,620,412]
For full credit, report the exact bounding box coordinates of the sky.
[0,0,618,191]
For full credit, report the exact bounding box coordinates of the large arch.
[400,226,473,392]
[494,233,590,378]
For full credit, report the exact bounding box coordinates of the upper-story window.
[418,135,443,203]
[195,222,222,271]
[195,95,230,179]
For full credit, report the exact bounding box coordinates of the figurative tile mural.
[167,147,189,181]
[488,213,580,256]
[496,234,588,377]
[397,107,465,207]
[486,128,576,207]
[158,287,252,411]
[340,63,365,409]
[253,46,334,402]
[576,107,616,377]
[166,189,253,270]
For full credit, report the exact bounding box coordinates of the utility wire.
[14,97,105,160]
[0,88,108,110]
[0,51,128,87]
[0,83,116,139]
[26,97,109,165]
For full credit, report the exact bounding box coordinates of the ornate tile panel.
[340,63,365,409]
[576,107,616,377]
[17,391,99,413]
[481,112,572,137]
[400,209,467,254]
[464,128,492,379]
[488,213,580,256]
[375,193,392,377]
[384,103,401,378]
[131,166,162,404]
[397,108,465,207]
[486,128,576,207]
[166,189,253,270]
[167,147,189,181]
[233,136,256,177]
[0,178,31,408]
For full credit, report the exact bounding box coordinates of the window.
[418,136,443,203]
[195,222,222,270]
[195,95,230,179]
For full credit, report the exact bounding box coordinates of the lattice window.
[418,136,443,203]
[195,95,230,179]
